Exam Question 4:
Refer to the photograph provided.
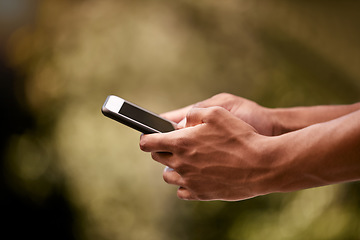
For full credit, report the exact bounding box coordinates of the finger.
[139,132,176,153]
[193,93,232,109]
[177,118,186,129]
[161,93,232,123]
[163,167,184,186]
[160,105,193,123]
[164,166,174,172]
[185,106,228,127]
[177,187,194,200]
[151,152,173,167]
[184,107,205,127]
[193,97,220,108]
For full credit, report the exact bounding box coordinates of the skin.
[139,93,360,201]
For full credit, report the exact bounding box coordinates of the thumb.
[177,118,187,129]
[185,107,226,127]
[160,105,193,123]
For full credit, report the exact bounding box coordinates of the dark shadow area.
[0,53,76,240]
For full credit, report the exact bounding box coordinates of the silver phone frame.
[102,95,176,134]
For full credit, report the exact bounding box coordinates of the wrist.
[267,108,289,136]
[253,132,311,195]
[252,135,300,195]
[249,134,289,195]
[270,107,315,135]
[261,115,360,194]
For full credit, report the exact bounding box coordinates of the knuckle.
[192,101,203,108]
[185,108,196,121]
[139,138,148,151]
[207,106,225,118]
[215,92,231,99]
[170,160,182,172]
[139,141,146,151]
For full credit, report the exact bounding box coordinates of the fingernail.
[164,166,174,172]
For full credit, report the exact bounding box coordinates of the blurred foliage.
[1,0,360,239]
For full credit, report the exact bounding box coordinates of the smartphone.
[101,95,176,134]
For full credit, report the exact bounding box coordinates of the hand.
[162,93,360,136]
[162,93,277,136]
[140,107,275,201]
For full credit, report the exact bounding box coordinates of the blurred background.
[1,0,359,239]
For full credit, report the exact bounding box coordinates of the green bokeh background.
[1,0,359,239]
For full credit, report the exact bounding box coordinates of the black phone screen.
[119,102,175,133]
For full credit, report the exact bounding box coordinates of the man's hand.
[162,93,276,136]
[142,93,360,201]
[140,107,275,201]
[162,93,360,136]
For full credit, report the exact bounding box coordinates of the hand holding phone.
[102,95,176,134]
